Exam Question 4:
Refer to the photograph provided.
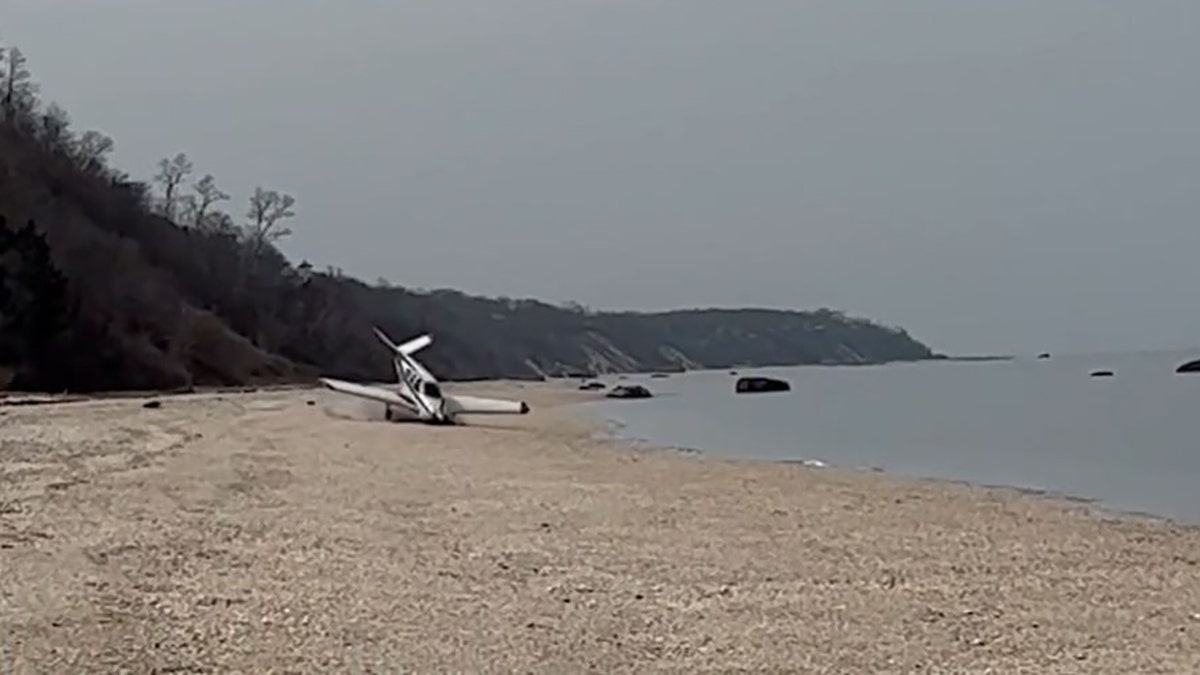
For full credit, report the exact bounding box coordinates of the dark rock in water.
[142,400,162,409]
[729,370,738,376]
[1090,370,1114,378]
[735,376,791,394]
[306,400,316,406]
[1176,359,1200,374]
[1037,353,1051,360]
[606,384,652,399]
[650,373,670,379]
[578,381,606,390]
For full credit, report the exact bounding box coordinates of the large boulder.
[1176,359,1200,374]
[735,376,791,394]
[607,384,653,399]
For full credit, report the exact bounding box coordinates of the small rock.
[142,400,161,409]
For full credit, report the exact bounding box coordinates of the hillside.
[0,41,935,392]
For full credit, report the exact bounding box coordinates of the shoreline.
[3,382,1200,670]
[4,375,1192,531]
[6,377,1192,530]
[569,394,1200,533]
[0,352,958,406]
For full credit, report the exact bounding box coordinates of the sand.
[2,381,1199,673]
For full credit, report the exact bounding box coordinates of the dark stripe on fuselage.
[396,357,440,420]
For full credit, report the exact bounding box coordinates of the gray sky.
[4,0,1199,356]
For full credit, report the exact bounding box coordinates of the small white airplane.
[319,327,530,425]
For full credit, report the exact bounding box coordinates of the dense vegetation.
[0,40,935,392]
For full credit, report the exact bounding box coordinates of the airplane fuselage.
[394,352,451,423]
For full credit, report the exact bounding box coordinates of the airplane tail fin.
[373,327,400,353]
[373,327,433,356]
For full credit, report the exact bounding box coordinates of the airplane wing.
[319,378,421,416]
[444,394,530,416]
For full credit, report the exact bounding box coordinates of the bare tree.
[208,211,236,234]
[177,173,231,231]
[561,301,592,315]
[194,174,231,228]
[73,130,115,175]
[153,152,194,221]
[244,187,296,255]
[37,102,71,150]
[1,46,39,123]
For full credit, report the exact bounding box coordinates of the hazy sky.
[3,0,1199,355]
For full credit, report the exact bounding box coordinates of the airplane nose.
[520,402,530,414]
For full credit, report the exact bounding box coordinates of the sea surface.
[582,350,1200,523]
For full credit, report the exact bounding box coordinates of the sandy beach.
[2,381,1199,673]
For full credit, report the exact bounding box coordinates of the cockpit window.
[423,382,442,398]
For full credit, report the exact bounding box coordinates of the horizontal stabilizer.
[398,334,433,356]
[444,394,530,416]
[373,327,432,356]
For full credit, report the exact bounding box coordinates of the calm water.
[583,350,1200,523]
